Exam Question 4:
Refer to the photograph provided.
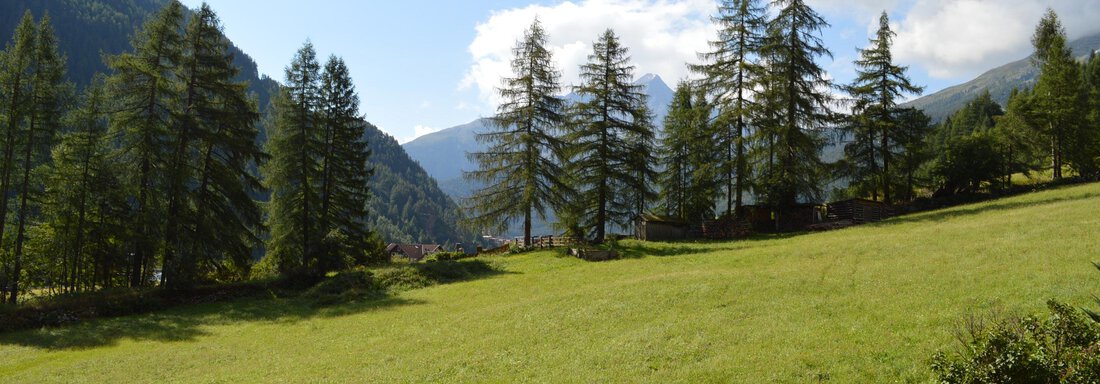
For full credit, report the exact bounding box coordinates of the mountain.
[904,31,1100,122]
[0,0,279,112]
[405,73,675,183]
[403,74,675,237]
[0,0,472,245]
[362,122,476,245]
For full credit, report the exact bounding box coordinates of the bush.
[373,265,433,291]
[372,259,497,291]
[930,300,1100,383]
[304,269,381,306]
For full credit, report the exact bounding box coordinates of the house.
[826,198,893,223]
[386,243,442,262]
[635,213,689,241]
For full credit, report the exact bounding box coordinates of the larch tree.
[658,82,717,223]
[755,0,834,219]
[690,0,767,216]
[7,13,70,303]
[40,77,113,293]
[317,55,372,267]
[106,0,184,287]
[565,29,652,244]
[264,41,322,273]
[178,4,265,283]
[0,11,36,302]
[1031,12,1081,180]
[466,19,568,247]
[843,12,923,204]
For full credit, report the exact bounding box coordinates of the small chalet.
[386,243,442,262]
[635,213,689,241]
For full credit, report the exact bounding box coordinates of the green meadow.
[2,183,1099,383]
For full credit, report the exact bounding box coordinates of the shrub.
[373,265,432,291]
[304,269,381,306]
[930,300,1100,383]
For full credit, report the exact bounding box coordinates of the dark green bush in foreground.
[931,300,1100,383]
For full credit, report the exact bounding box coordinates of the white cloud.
[460,0,716,111]
[398,125,443,144]
[892,0,1100,79]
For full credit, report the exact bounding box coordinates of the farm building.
[386,243,442,262]
[742,204,826,232]
[826,198,893,223]
[635,213,689,241]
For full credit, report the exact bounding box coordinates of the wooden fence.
[509,236,577,248]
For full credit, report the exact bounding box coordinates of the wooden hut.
[635,213,689,241]
[826,198,893,223]
[742,204,826,232]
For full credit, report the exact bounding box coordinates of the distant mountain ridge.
[904,31,1100,122]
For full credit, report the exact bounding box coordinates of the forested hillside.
[0,0,278,110]
[0,0,472,246]
[363,121,473,245]
[903,31,1100,122]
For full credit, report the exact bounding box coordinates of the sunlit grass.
[2,183,1099,382]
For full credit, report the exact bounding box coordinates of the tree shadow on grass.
[0,294,424,351]
[0,259,510,350]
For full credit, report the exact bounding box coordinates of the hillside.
[0,0,279,113]
[4,182,1099,382]
[0,0,470,245]
[904,31,1100,122]
[362,121,475,245]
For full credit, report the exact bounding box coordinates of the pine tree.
[179,4,265,282]
[755,0,834,219]
[40,76,115,293]
[565,29,652,243]
[691,0,767,216]
[466,19,568,247]
[264,41,322,273]
[1031,13,1080,180]
[658,82,694,219]
[0,11,36,302]
[317,55,372,267]
[106,0,184,287]
[660,82,724,226]
[6,13,70,303]
[617,102,657,230]
[843,12,923,204]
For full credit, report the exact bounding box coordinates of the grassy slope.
[3,184,1100,383]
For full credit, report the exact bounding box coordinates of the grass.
[3,183,1100,382]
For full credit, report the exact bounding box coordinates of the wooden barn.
[742,204,826,233]
[826,198,893,223]
[635,213,689,241]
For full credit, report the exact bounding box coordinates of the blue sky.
[179,0,1100,143]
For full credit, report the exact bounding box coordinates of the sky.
[178,0,1100,144]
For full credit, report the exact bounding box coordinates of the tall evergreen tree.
[105,0,183,287]
[755,0,834,215]
[317,55,372,267]
[1031,12,1080,180]
[658,82,716,223]
[7,13,70,303]
[565,29,652,243]
[175,4,264,283]
[264,41,322,273]
[40,77,115,293]
[843,12,923,204]
[691,0,767,216]
[466,19,567,247]
[0,11,37,302]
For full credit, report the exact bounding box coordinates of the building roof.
[637,212,688,226]
[386,243,442,262]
